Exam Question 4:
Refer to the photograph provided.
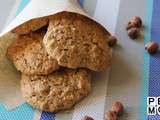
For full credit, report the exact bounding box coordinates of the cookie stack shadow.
[6,11,112,112]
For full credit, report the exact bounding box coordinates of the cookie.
[20,68,91,112]
[7,31,59,75]
[12,17,48,35]
[44,11,112,71]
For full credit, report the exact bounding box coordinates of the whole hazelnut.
[145,41,159,54]
[104,111,117,120]
[108,36,118,47]
[126,21,140,30]
[127,27,140,39]
[132,16,142,28]
[126,16,142,30]
[81,115,94,120]
[111,101,124,116]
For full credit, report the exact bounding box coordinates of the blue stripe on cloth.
[0,103,35,120]
[148,0,160,119]
[40,112,55,120]
[149,0,160,98]
[140,0,153,119]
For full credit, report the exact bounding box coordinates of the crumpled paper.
[0,0,110,119]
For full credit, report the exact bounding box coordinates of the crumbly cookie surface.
[20,69,91,112]
[44,12,112,71]
[7,31,59,75]
[12,17,48,35]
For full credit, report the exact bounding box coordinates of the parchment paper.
[0,1,110,120]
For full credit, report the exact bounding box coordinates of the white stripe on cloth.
[72,70,110,120]
[56,111,73,120]
[33,110,41,120]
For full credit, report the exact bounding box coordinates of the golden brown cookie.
[44,11,112,71]
[7,31,59,75]
[20,68,91,112]
[12,17,48,35]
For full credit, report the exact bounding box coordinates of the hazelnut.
[145,41,159,54]
[126,21,140,30]
[126,16,142,30]
[111,101,124,116]
[104,111,117,120]
[127,27,140,39]
[81,115,94,120]
[132,16,142,28]
[108,36,118,47]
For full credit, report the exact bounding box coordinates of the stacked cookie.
[7,11,112,112]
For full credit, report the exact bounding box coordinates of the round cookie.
[7,31,59,75]
[20,69,91,112]
[44,11,112,71]
[12,17,48,35]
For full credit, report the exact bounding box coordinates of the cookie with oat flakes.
[44,11,112,71]
[7,31,59,75]
[20,68,91,112]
